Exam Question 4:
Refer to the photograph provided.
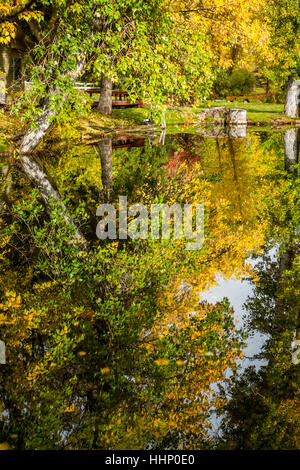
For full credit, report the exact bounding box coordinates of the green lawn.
[204,100,284,123]
[112,100,286,127]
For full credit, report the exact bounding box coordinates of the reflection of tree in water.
[196,128,299,449]
[95,138,113,198]
[217,220,299,447]
[0,143,244,450]
[284,128,299,171]
[163,134,203,176]
[0,130,299,449]
[111,139,171,202]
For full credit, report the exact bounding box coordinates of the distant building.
[0,39,24,105]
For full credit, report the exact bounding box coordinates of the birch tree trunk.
[284,77,300,118]
[284,127,299,171]
[19,156,86,245]
[97,76,112,115]
[20,60,86,154]
[12,56,91,246]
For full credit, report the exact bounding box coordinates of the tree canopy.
[1,0,293,149]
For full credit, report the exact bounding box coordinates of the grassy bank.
[0,100,297,152]
[111,100,287,126]
[206,100,285,124]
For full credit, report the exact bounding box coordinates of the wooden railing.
[75,84,143,108]
[23,82,143,108]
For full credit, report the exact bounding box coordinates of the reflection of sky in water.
[201,246,277,371]
[201,276,267,370]
[201,247,278,435]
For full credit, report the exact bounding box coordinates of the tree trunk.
[279,245,294,278]
[197,107,247,125]
[97,76,112,115]
[14,57,89,245]
[96,138,113,197]
[1,165,12,196]
[284,77,300,118]
[20,60,86,153]
[284,128,299,170]
[228,108,247,125]
[19,155,86,246]
[228,126,247,138]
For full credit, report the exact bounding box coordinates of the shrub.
[213,68,256,97]
[230,69,256,95]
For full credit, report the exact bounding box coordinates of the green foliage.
[213,68,256,97]
[0,179,242,448]
[5,0,214,128]
[260,0,300,86]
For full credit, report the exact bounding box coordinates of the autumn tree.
[260,0,300,115]
[0,0,215,150]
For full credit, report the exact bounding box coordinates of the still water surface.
[0,127,299,449]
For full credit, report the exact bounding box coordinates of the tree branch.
[0,0,36,24]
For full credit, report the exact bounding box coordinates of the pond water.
[0,127,299,449]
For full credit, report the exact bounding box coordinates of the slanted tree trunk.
[284,77,300,118]
[284,128,299,170]
[16,59,88,246]
[19,155,86,246]
[97,76,112,115]
[6,52,98,248]
[20,60,86,153]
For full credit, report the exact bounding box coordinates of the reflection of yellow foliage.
[111,133,280,449]
[176,360,185,366]
[64,403,75,413]
[154,358,169,366]
[0,128,293,449]
[153,135,276,338]
[0,234,11,260]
